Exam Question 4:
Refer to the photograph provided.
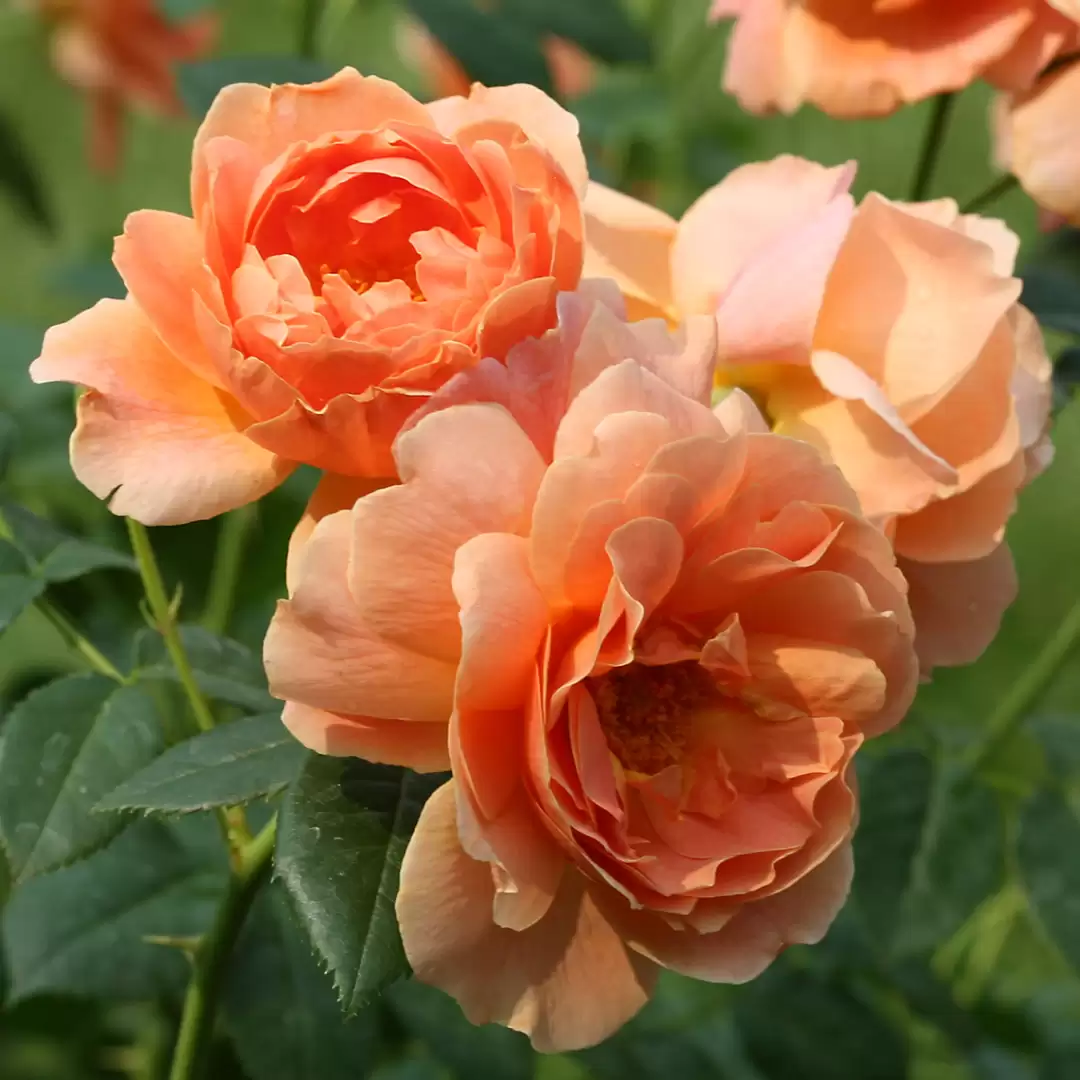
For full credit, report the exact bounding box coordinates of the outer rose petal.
[397,782,657,1051]
[718,2,1038,117]
[1004,60,1080,223]
[286,473,391,593]
[30,299,290,525]
[901,546,1018,671]
[582,182,678,321]
[429,83,588,195]
[282,702,450,772]
[265,510,458,724]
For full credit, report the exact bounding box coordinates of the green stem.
[964,594,1080,773]
[910,93,957,202]
[298,0,323,58]
[167,819,276,1080]
[127,519,217,735]
[201,505,257,637]
[962,174,1020,215]
[126,519,251,854]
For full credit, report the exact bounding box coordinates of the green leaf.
[736,964,908,1080]
[405,0,553,95]
[0,111,51,233]
[1019,790,1080,972]
[2,820,224,1002]
[133,625,277,713]
[223,883,384,1080]
[388,979,532,1080]
[0,501,135,580]
[277,755,446,1013]
[97,712,304,815]
[179,57,338,118]
[851,749,1006,958]
[0,538,43,634]
[0,674,167,883]
[504,0,650,65]
[852,749,933,946]
[1022,267,1080,336]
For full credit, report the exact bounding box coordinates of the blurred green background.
[3,1,1080,1078]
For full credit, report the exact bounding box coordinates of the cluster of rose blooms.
[26,0,1070,1056]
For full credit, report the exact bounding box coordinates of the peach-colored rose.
[399,15,594,102]
[33,0,215,171]
[583,157,1053,672]
[264,290,918,1050]
[996,56,1080,223]
[711,0,1080,117]
[30,67,586,525]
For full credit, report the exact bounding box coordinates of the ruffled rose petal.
[606,842,853,982]
[193,68,434,208]
[430,83,588,195]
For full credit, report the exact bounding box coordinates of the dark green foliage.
[277,756,446,1013]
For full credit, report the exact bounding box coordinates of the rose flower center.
[590,661,716,776]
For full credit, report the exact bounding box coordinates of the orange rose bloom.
[30,68,586,524]
[711,0,1080,117]
[264,291,917,1050]
[997,55,1080,224]
[583,157,1053,672]
[34,0,215,171]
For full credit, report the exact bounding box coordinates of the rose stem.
[961,174,1020,215]
[126,518,252,856]
[168,818,277,1080]
[963,594,1080,774]
[909,92,957,202]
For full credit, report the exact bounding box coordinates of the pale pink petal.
[553,360,724,462]
[714,193,855,366]
[671,156,856,317]
[397,782,656,1051]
